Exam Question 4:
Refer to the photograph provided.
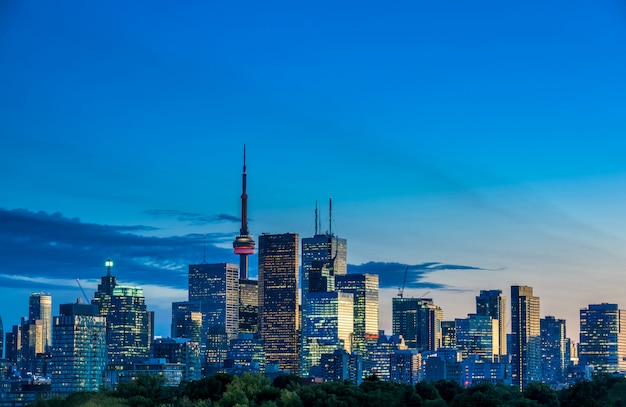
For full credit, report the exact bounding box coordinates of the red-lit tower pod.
[233,145,255,279]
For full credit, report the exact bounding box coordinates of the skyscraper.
[392,297,443,352]
[455,314,499,361]
[29,292,52,353]
[302,291,354,377]
[239,279,259,335]
[233,146,255,280]
[188,262,239,365]
[476,289,507,356]
[93,259,150,369]
[51,302,106,395]
[335,273,379,356]
[579,303,626,373]
[511,285,541,390]
[171,301,202,344]
[540,316,569,385]
[258,233,300,373]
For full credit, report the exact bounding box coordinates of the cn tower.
[233,145,255,279]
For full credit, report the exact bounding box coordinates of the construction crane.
[76,279,90,304]
[398,266,409,298]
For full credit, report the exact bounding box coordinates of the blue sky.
[1,1,625,339]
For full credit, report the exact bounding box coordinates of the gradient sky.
[1,1,625,341]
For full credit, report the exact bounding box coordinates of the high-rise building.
[5,325,21,365]
[455,314,499,361]
[188,263,239,365]
[29,292,52,353]
[392,297,443,352]
[258,233,300,373]
[171,301,202,344]
[51,302,106,395]
[93,260,150,369]
[239,279,259,335]
[511,285,541,390]
[476,290,507,356]
[441,320,457,348]
[152,338,202,382]
[540,316,569,386]
[301,291,354,376]
[335,274,379,357]
[390,350,422,384]
[579,303,626,374]
[233,146,255,280]
[368,332,407,381]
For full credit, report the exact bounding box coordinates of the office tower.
[455,314,499,361]
[541,316,568,385]
[93,260,149,368]
[511,285,541,390]
[301,201,347,308]
[51,302,106,395]
[29,292,52,353]
[227,333,265,372]
[579,303,626,373]
[441,320,457,348]
[19,316,50,376]
[392,297,443,352]
[152,338,202,382]
[171,301,202,343]
[390,350,422,384]
[319,349,363,385]
[233,146,255,280]
[239,279,259,334]
[301,291,354,376]
[368,332,407,381]
[476,289,507,356]
[335,274,379,356]
[5,325,20,364]
[258,233,300,373]
[188,262,239,365]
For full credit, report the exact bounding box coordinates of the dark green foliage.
[115,373,177,406]
[523,382,559,407]
[273,374,301,390]
[359,379,422,407]
[181,373,234,402]
[415,382,441,401]
[449,382,526,407]
[559,374,626,407]
[432,380,464,404]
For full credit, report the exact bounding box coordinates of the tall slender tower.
[511,285,541,391]
[233,145,255,280]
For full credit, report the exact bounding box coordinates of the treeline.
[29,372,626,407]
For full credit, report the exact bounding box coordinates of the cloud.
[347,261,486,291]
[144,209,240,226]
[0,208,239,290]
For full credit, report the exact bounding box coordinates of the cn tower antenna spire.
[233,145,255,279]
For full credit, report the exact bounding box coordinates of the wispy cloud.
[0,208,238,290]
[348,261,486,291]
[144,209,239,226]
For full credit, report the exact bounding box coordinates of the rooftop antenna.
[314,200,319,235]
[105,258,113,277]
[329,197,333,236]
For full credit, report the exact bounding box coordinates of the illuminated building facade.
[239,279,259,335]
[335,273,379,357]
[28,293,52,353]
[171,301,202,344]
[579,303,626,373]
[511,285,541,390]
[540,316,569,385]
[258,233,300,373]
[152,338,202,382]
[476,289,507,356]
[51,302,106,395]
[455,314,499,361]
[301,291,354,376]
[441,320,457,348]
[107,286,150,367]
[368,332,407,381]
[392,297,443,352]
[188,263,239,365]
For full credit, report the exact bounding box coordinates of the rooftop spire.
[233,145,255,279]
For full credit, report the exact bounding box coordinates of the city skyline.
[1,1,626,341]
